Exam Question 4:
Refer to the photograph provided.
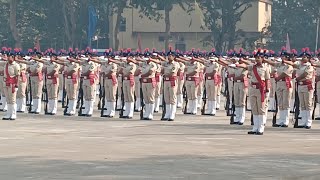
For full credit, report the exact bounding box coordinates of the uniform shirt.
[234,65,248,78]
[0,61,5,75]
[123,62,136,76]
[162,61,180,77]
[29,60,43,74]
[4,61,20,78]
[82,61,97,75]
[45,61,60,75]
[296,62,314,81]
[185,61,200,77]
[205,61,219,74]
[178,62,185,73]
[141,61,156,78]
[248,64,270,83]
[274,62,293,77]
[64,62,80,74]
[101,62,118,76]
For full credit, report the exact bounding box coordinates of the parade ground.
[0,106,319,180]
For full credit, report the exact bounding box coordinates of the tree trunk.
[62,0,72,47]
[164,5,171,51]
[114,3,125,50]
[9,0,22,48]
[70,3,77,48]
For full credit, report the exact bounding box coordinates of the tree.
[199,0,254,52]
[9,0,21,48]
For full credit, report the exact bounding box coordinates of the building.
[108,0,272,51]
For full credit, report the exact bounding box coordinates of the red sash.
[253,65,266,102]
[155,73,161,83]
[88,74,96,85]
[199,72,204,81]
[38,71,43,81]
[285,77,292,89]
[111,75,117,85]
[72,73,78,84]
[243,77,249,88]
[5,63,17,93]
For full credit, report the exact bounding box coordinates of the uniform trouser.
[0,76,4,96]
[46,80,59,114]
[228,79,234,102]
[117,76,123,109]
[290,79,296,111]
[142,83,155,104]
[58,74,64,100]
[177,78,184,95]
[270,78,276,98]
[206,80,217,101]
[197,80,204,97]
[17,80,27,99]
[233,82,247,107]
[185,80,198,100]
[164,80,178,119]
[154,77,162,111]
[123,80,135,102]
[316,83,320,117]
[298,85,313,127]
[30,77,43,99]
[276,82,292,110]
[82,79,96,115]
[65,79,78,100]
[134,77,140,99]
[104,78,117,102]
[249,87,266,133]
[3,85,17,119]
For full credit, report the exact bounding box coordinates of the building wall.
[109,0,272,50]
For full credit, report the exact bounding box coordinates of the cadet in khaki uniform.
[55,51,80,116]
[185,54,201,115]
[176,59,185,108]
[77,52,98,117]
[268,63,277,112]
[226,57,237,111]
[154,60,162,112]
[0,48,8,112]
[232,55,249,125]
[92,52,118,118]
[121,57,137,119]
[286,51,314,129]
[197,61,205,108]
[2,51,20,120]
[161,50,180,121]
[44,52,60,115]
[24,50,44,114]
[264,51,293,127]
[15,51,28,113]
[204,54,219,116]
[237,50,270,135]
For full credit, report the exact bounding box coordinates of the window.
[120,17,126,32]
[265,3,269,12]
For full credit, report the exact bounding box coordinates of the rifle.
[230,85,235,124]
[201,84,207,115]
[272,92,278,126]
[28,76,33,113]
[161,78,166,120]
[293,82,300,128]
[140,79,144,120]
[62,76,67,108]
[100,77,106,117]
[44,75,48,114]
[97,82,103,110]
[225,78,229,112]
[182,85,188,114]
[78,78,84,116]
[312,88,317,120]
[119,76,125,118]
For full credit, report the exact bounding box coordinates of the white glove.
[15,88,18,92]
[121,57,127,61]
[265,92,270,98]
[276,58,282,62]
[24,56,31,60]
[228,64,236,68]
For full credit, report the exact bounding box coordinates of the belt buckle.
[188,77,191,81]
[124,77,128,80]
[208,77,211,80]
[67,76,71,78]
[48,76,52,78]
[237,80,241,82]
[165,77,169,81]
[143,79,147,83]
[252,85,256,88]
[299,82,303,85]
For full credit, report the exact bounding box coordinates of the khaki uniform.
[134,63,142,111]
[315,66,320,119]
[233,66,248,123]
[3,61,20,120]
[274,63,293,126]
[216,65,223,109]
[197,63,205,108]
[45,61,60,114]
[122,62,136,118]
[162,61,180,120]
[101,62,118,117]
[296,62,314,127]
[141,61,157,119]
[116,69,123,110]
[248,64,270,133]
[81,60,98,116]
[154,63,162,112]
[0,62,7,111]
[268,66,277,111]
[204,61,220,115]
[17,63,28,112]
[185,61,200,114]
[64,61,80,115]
[29,61,44,113]
[58,66,65,102]
[227,67,236,110]
[176,62,185,108]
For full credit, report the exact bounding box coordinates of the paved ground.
[0,103,319,180]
